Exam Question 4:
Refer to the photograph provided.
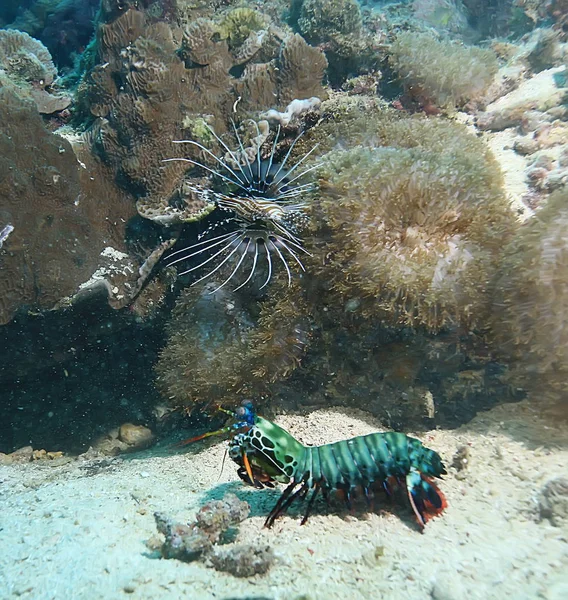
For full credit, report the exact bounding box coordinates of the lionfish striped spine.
[162,121,319,292]
[181,403,447,529]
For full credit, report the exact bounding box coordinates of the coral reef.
[389,32,499,110]
[218,7,269,52]
[492,189,568,401]
[476,65,567,132]
[154,94,524,427]
[277,33,329,105]
[0,81,135,324]
[78,6,328,226]
[0,29,70,114]
[5,0,560,450]
[262,97,322,126]
[153,493,273,577]
[293,0,379,85]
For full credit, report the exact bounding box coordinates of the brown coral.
[79,10,229,226]
[0,83,135,325]
[277,34,328,106]
[0,29,70,114]
[80,7,328,228]
[0,29,56,84]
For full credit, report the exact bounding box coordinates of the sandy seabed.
[1,401,567,600]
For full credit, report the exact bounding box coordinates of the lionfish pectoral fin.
[406,471,447,530]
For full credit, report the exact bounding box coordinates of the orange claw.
[241,449,255,486]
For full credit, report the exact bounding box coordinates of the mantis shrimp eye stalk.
[162,121,319,293]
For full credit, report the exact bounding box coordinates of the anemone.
[155,279,311,412]
[389,32,498,109]
[162,121,319,293]
[492,189,568,403]
[308,118,515,331]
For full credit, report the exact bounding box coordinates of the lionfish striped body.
[182,403,447,529]
[162,122,318,292]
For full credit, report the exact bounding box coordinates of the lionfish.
[162,122,319,293]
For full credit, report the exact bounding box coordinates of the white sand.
[1,401,567,600]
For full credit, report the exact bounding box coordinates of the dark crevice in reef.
[0,299,168,454]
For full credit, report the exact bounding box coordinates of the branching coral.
[492,189,568,401]
[389,32,498,109]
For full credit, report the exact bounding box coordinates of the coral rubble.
[152,493,273,576]
[154,493,250,562]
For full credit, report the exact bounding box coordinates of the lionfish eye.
[162,121,320,292]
